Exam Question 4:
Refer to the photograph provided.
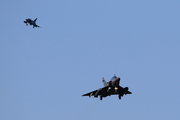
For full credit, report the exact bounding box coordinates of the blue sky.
[0,0,180,120]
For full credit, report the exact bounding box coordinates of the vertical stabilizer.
[102,78,107,87]
[34,18,37,23]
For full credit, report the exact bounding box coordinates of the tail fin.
[102,78,107,87]
[34,18,37,23]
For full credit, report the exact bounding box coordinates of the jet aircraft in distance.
[82,75,132,100]
[24,18,40,28]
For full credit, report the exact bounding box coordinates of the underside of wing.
[82,89,98,97]
[125,91,132,95]
[82,86,109,98]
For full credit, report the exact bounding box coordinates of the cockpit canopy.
[111,75,117,80]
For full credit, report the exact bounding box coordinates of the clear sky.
[1,0,180,120]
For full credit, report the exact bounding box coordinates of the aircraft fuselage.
[24,18,40,28]
[82,75,132,100]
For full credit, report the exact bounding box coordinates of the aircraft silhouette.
[82,75,132,100]
[24,18,40,28]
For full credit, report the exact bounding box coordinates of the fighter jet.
[82,75,132,100]
[24,18,40,28]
